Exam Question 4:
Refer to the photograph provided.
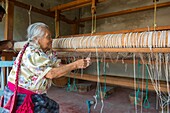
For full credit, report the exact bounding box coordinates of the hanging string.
[143,64,151,109]
[93,32,100,109]
[158,53,170,111]
[94,14,97,33]
[151,53,163,109]
[139,45,170,112]
[1,0,4,8]
[164,54,170,113]
[71,70,78,91]
[133,53,138,113]
[66,57,72,92]
[28,5,32,25]
[135,59,141,105]
[100,88,104,113]
[161,53,170,112]
[96,58,101,99]
[71,57,78,91]
[168,56,170,113]
[66,76,71,92]
[5,0,8,15]
[91,12,94,34]
[103,53,107,99]
[153,0,157,31]
[91,13,96,34]
[141,54,145,113]
[152,53,165,109]
[146,53,162,104]
[93,57,101,109]
[138,50,170,112]
[158,53,164,110]
[81,55,84,78]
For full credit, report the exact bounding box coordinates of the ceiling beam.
[79,1,170,22]
[50,0,91,12]
[49,0,106,12]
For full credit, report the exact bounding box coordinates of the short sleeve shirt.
[8,45,60,94]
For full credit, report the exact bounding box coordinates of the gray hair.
[27,22,49,42]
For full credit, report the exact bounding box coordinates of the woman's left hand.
[74,57,91,69]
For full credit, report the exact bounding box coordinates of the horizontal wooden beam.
[79,1,170,22]
[65,73,168,92]
[53,48,170,53]
[60,2,91,12]
[49,0,106,12]
[50,0,91,12]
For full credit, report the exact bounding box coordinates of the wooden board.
[64,73,168,92]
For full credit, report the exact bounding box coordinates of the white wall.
[0,0,76,41]
[80,0,170,33]
[79,0,170,80]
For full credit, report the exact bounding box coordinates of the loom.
[0,0,169,112]
[3,0,168,112]
[14,28,170,112]
[51,29,170,112]
[14,29,170,90]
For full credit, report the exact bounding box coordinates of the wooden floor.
[47,83,168,113]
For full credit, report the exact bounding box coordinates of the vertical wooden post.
[71,24,77,35]
[71,18,79,35]
[4,1,14,41]
[3,0,14,61]
[3,1,15,85]
[55,10,60,38]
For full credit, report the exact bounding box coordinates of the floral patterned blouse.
[8,43,60,94]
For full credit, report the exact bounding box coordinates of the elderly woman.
[1,22,91,113]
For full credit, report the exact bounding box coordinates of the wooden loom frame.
[50,0,170,92]
[0,0,169,92]
[55,27,170,92]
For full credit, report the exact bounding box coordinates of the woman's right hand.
[46,58,91,79]
[74,58,91,69]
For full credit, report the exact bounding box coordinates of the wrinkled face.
[38,29,52,52]
[0,12,4,22]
